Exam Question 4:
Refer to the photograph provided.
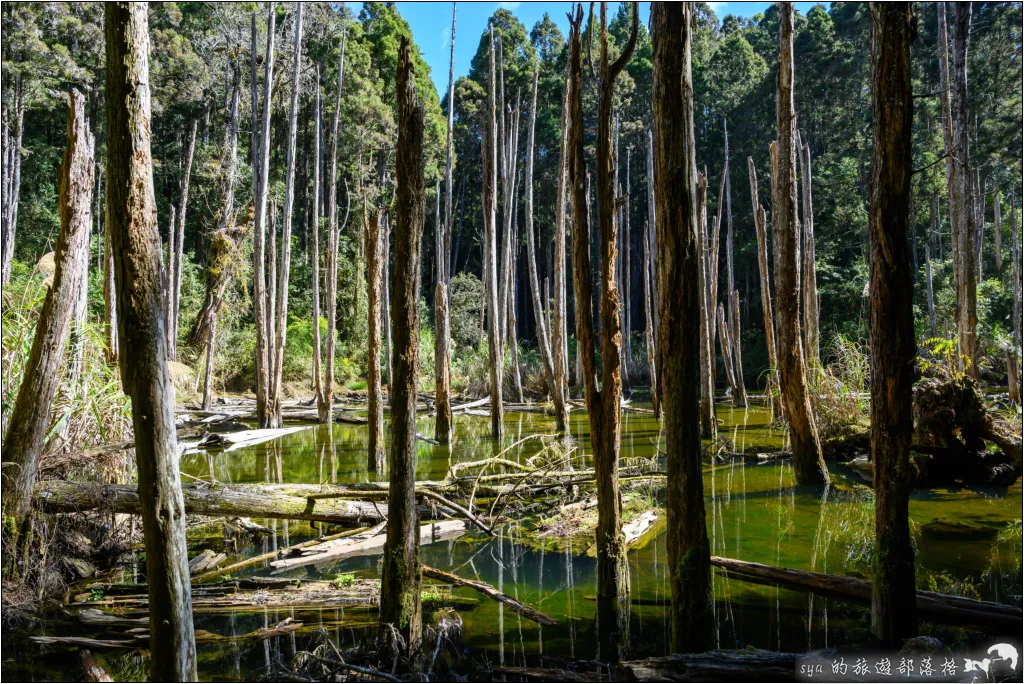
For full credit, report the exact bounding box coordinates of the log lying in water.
[34,480,390,526]
[618,649,798,682]
[270,519,466,573]
[78,650,113,682]
[421,565,558,626]
[711,556,1022,630]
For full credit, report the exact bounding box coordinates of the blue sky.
[363,2,820,97]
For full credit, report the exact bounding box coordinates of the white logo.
[987,643,1019,671]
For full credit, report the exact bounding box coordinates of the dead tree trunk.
[570,3,638,662]
[311,68,324,413]
[645,129,660,413]
[927,196,938,337]
[748,157,779,416]
[696,173,716,437]
[365,204,386,473]
[268,4,303,426]
[508,199,525,403]
[651,2,714,653]
[950,2,978,378]
[2,90,93,539]
[251,5,277,429]
[434,3,456,445]
[624,146,633,395]
[868,4,918,643]
[1,80,24,286]
[551,60,572,432]
[993,186,1002,275]
[484,24,504,440]
[103,205,118,363]
[797,130,820,368]
[169,120,197,361]
[524,63,558,413]
[379,36,424,660]
[1009,198,1021,404]
[186,58,241,352]
[775,2,829,485]
[723,119,747,408]
[104,4,197,677]
[201,300,218,411]
[322,30,348,424]
[717,303,737,393]
[642,221,659,421]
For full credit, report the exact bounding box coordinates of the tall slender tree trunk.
[508,197,524,402]
[642,219,659,422]
[103,198,118,363]
[775,2,829,486]
[696,174,716,438]
[169,120,197,361]
[993,186,1002,275]
[2,90,93,542]
[569,3,638,662]
[322,28,348,424]
[797,130,820,367]
[311,68,324,412]
[645,130,660,413]
[651,2,714,653]
[366,204,386,473]
[749,156,779,416]
[551,60,572,432]
[927,196,938,336]
[201,299,218,411]
[434,2,456,444]
[187,59,241,352]
[1008,198,1021,404]
[104,5,197,677]
[868,2,918,643]
[624,147,633,394]
[723,119,746,408]
[1,80,24,286]
[379,36,424,660]
[717,303,737,393]
[484,24,504,440]
[949,2,978,378]
[252,5,276,429]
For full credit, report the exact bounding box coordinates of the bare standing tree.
[568,2,638,663]
[775,1,829,486]
[2,90,93,545]
[484,23,504,440]
[749,156,779,417]
[797,129,820,367]
[551,59,572,432]
[105,4,196,677]
[168,120,197,361]
[868,1,918,643]
[696,173,716,438]
[379,34,425,661]
[651,2,714,653]
[434,2,456,444]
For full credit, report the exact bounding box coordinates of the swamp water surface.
[6,404,1021,681]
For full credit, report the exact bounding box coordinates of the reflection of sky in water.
[9,405,1018,680]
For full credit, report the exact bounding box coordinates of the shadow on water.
[7,402,1021,680]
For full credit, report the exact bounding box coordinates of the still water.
[7,404,1022,680]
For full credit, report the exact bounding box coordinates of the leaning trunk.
[774,2,829,485]
[2,90,93,538]
[105,4,197,678]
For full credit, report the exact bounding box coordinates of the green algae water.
[6,404,1021,680]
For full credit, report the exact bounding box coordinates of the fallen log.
[188,548,227,575]
[421,565,558,627]
[617,649,798,682]
[79,650,113,682]
[31,636,135,650]
[711,556,1022,630]
[270,519,466,573]
[193,525,373,583]
[34,480,389,526]
[622,510,659,547]
[192,426,310,453]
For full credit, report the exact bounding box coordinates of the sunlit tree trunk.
[868,2,918,643]
[723,119,747,408]
[169,120,197,361]
[1,79,24,286]
[651,2,714,653]
[251,5,276,428]
[268,3,304,426]
[775,2,829,485]
[484,24,504,440]
[551,61,572,432]
[365,204,386,473]
[749,156,779,416]
[993,186,1002,275]
[696,173,716,438]
[797,129,820,367]
[1008,198,1021,405]
[3,90,93,543]
[434,3,456,444]
[645,129,660,414]
[105,4,197,677]
[568,3,638,662]
[379,35,424,660]
[927,196,938,337]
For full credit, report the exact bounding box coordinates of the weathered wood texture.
[2,90,93,527]
[104,3,197,678]
[651,2,714,654]
[484,24,504,440]
[379,36,425,658]
[868,2,918,644]
[774,2,829,485]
